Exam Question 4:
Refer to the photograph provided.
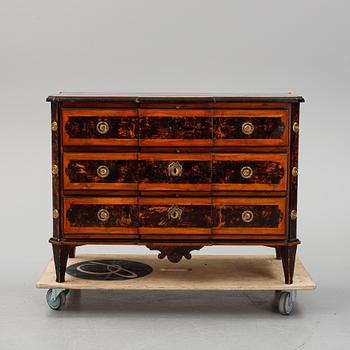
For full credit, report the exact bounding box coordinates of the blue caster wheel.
[277,291,296,315]
[46,289,68,310]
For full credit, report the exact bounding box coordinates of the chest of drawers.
[47,93,304,284]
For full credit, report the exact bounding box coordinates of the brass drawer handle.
[240,166,253,179]
[168,205,182,220]
[241,210,254,223]
[97,209,110,222]
[96,121,110,134]
[168,161,183,177]
[242,121,254,135]
[97,165,110,178]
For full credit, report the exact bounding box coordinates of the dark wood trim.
[288,103,300,240]
[49,237,300,246]
[146,245,204,263]
[52,244,70,282]
[275,247,282,259]
[68,246,76,258]
[47,94,305,103]
[280,245,297,284]
[51,102,61,239]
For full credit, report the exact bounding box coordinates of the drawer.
[63,153,139,190]
[213,109,289,146]
[139,197,212,236]
[63,197,286,240]
[139,109,212,146]
[63,153,211,191]
[212,153,287,191]
[64,197,138,238]
[62,109,138,146]
[138,153,211,191]
[212,197,286,237]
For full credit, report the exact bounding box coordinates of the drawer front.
[212,153,287,191]
[63,153,286,191]
[62,109,138,146]
[138,153,211,191]
[139,109,212,146]
[212,197,286,237]
[63,153,139,190]
[63,197,286,240]
[213,109,289,146]
[64,198,138,237]
[138,198,212,236]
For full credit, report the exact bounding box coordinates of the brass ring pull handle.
[168,205,183,220]
[168,161,183,177]
[241,121,254,135]
[240,166,253,179]
[241,210,254,223]
[97,209,110,222]
[96,121,110,134]
[97,165,110,178]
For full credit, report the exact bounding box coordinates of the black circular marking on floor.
[66,259,153,281]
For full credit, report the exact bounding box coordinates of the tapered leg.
[275,247,282,259]
[280,245,297,284]
[52,244,70,282]
[69,246,76,258]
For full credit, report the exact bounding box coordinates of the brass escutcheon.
[52,164,58,176]
[293,122,299,133]
[241,121,254,135]
[290,210,297,220]
[168,161,183,177]
[292,167,298,177]
[97,165,110,178]
[53,209,59,219]
[96,121,110,134]
[97,209,110,222]
[241,210,254,223]
[240,166,253,179]
[168,205,183,220]
[51,121,58,132]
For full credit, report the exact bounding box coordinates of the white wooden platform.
[36,254,316,291]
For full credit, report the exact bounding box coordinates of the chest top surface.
[47,92,304,103]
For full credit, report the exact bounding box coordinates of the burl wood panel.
[64,198,138,236]
[62,109,138,146]
[138,197,212,236]
[139,109,212,146]
[139,205,212,228]
[213,109,289,146]
[214,205,281,227]
[63,153,138,190]
[212,197,286,236]
[138,153,211,191]
[212,153,287,191]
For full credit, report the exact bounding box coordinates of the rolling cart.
[36,254,315,315]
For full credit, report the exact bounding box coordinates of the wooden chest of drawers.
[47,93,304,284]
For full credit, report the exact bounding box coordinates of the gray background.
[0,0,349,349]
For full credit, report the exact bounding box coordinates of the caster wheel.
[46,289,67,310]
[277,291,296,315]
